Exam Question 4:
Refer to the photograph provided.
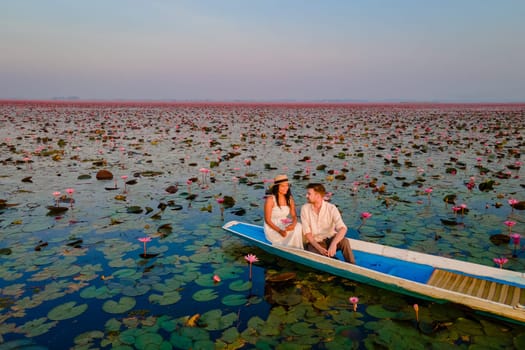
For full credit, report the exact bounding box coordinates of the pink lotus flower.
[358,212,372,230]
[281,217,292,224]
[349,296,359,312]
[66,188,75,207]
[121,175,129,193]
[493,257,508,269]
[424,188,433,194]
[361,212,372,220]
[504,220,517,235]
[216,197,224,204]
[213,274,221,283]
[245,253,259,264]
[509,198,519,207]
[244,253,259,280]
[510,233,521,246]
[53,191,61,207]
[504,220,516,227]
[138,236,152,255]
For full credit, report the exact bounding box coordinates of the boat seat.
[427,269,525,306]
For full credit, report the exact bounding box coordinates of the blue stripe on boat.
[230,222,435,284]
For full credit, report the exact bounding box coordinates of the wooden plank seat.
[427,269,525,306]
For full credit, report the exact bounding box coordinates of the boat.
[222,220,525,324]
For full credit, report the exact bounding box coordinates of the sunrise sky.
[1,0,524,102]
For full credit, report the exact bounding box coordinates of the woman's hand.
[284,224,295,231]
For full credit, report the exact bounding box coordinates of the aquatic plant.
[52,191,61,207]
[504,220,516,235]
[493,257,508,269]
[66,188,74,208]
[244,253,259,281]
[121,175,128,193]
[424,187,432,202]
[138,236,151,255]
[349,296,359,312]
[509,198,519,212]
[510,233,521,257]
[358,212,372,230]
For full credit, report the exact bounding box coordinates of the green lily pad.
[228,280,252,292]
[195,273,220,287]
[19,317,58,337]
[113,268,142,280]
[48,301,88,321]
[213,266,243,279]
[80,285,116,299]
[149,291,181,305]
[290,322,312,335]
[135,332,163,349]
[102,297,136,314]
[200,309,237,331]
[192,289,218,302]
[105,318,122,332]
[121,284,150,297]
[365,304,401,319]
[74,330,105,346]
[221,294,247,306]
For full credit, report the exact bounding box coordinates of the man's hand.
[327,243,337,257]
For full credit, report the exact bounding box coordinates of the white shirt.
[300,201,347,242]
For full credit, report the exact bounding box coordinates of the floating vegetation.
[0,102,524,348]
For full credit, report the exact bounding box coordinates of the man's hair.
[306,183,326,196]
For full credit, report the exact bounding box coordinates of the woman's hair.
[306,183,326,196]
[271,182,292,207]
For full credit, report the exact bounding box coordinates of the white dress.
[264,196,304,249]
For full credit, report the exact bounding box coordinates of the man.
[300,183,355,264]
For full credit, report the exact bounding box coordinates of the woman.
[264,174,304,249]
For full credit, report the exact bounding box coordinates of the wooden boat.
[223,220,525,324]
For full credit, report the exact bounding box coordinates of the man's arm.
[327,205,347,257]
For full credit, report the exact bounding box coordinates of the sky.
[1,0,524,102]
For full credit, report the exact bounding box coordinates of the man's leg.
[337,238,355,264]
[305,239,327,256]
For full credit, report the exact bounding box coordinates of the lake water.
[0,101,524,349]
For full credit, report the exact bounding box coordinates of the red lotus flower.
[493,257,508,269]
[349,296,359,312]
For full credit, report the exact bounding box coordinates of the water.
[0,101,524,349]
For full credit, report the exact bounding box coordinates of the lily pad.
[192,289,218,302]
[221,294,247,306]
[228,280,252,292]
[48,301,88,321]
[102,297,136,314]
[149,291,182,305]
[19,317,58,337]
[200,309,237,331]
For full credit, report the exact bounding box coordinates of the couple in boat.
[264,175,355,264]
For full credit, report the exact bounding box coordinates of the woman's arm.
[264,196,286,236]
[287,197,298,229]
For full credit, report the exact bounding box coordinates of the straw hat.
[271,174,289,188]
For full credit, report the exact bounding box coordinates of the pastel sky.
[1,0,524,102]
